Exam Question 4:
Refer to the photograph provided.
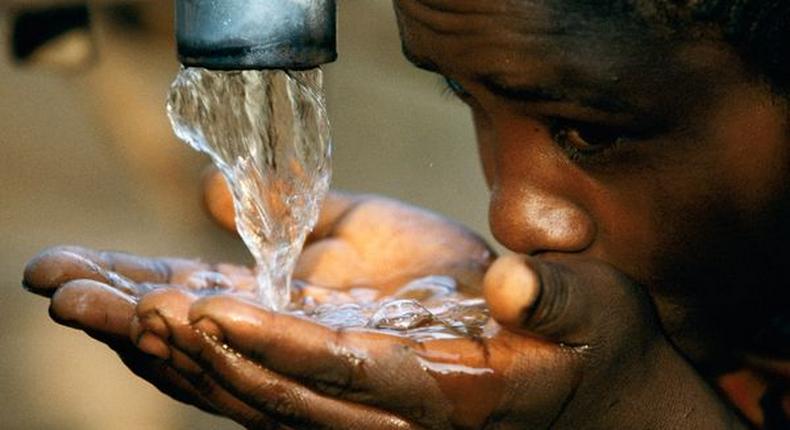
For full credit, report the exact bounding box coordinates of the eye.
[550,119,630,154]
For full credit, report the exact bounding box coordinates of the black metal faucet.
[5,0,337,70]
[176,0,336,70]
[176,0,337,69]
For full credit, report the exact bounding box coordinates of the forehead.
[393,0,732,114]
[395,0,665,76]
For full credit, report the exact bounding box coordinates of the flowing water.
[168,68,331,310]
[167,67,490,338]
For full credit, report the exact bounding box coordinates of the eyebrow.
[477,75,635,115]
[402,45,637,115]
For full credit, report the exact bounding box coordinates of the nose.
[487,119,596,256]
[490,184,596,255]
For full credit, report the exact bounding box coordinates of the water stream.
[167,67,490,339]
[168,68,331,311]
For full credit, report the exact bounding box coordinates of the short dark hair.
[566,1,788,96]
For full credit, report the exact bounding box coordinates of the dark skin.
[22,0,789,428]
[24,194,742,429]
[394,0,789,366]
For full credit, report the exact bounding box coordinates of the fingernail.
[192,317,223,342]
[137,331,170,359]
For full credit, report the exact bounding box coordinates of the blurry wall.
[0,2,490,429]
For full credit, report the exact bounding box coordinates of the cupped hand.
[23,171,742,429]
[130,256,745,430]
[22,244,262,420]
[23,171,494,428]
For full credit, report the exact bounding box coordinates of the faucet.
[176,0,336,70]
[5,0,337,70]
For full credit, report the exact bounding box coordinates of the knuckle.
[251,381,310,423]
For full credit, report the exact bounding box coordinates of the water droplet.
[394,275,456,303]
[310,303,369,329]
[369,299,435,330]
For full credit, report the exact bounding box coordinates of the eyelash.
[440,77,471,100]
[549,118,631,163]
[439,77,646,164]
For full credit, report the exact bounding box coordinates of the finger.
[132,288,202,358]
[48,280,205,409]
[202,167,237,233]
[25,246,138,296]
[189,330,416,430]
[187,297,528,429]
[101,334,277,428]
[85,328,220,415]
[187,297,453,426]
[136,290,414,429]
[189,296,410,393]
[483,255,595,345]
[202,166,363,242]
[131,287,280,427]
[133,288,253,373]
[308,191,364,244]
[173,363,280,429]
[49,279,136,336]
[24,245,217,296]
[48,282,270,426]
[47,282,223,416]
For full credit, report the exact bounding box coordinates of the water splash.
[167,67,331,310]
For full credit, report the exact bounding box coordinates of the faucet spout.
[175,0,337,70]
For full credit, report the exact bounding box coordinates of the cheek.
[708,93,789,216]
[567,172,666,282]
[590,87,790,287]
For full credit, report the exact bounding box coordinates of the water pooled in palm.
[167,68,330,310]
[166,67,490,338]
[297,275,494,340]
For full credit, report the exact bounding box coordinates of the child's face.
[395,0,789,358]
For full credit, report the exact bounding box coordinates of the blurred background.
[0,1,490,428]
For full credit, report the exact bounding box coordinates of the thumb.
[484,255,630,345]
[202,166,362,240]
[202,167,236,233]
